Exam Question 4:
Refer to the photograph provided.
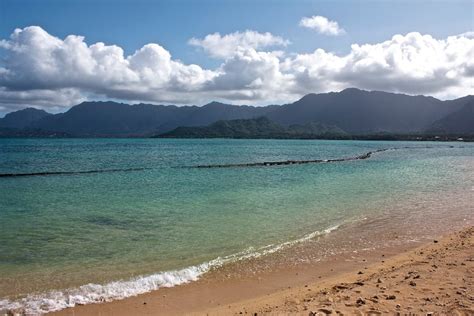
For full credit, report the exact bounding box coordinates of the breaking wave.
[0,224,341,315]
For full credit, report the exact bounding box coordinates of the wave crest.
[0,224,340,315]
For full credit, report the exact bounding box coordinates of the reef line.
[192,148,391,169]
[0,167,149,178]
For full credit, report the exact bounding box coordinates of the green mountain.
[288,121,347,137]
[157,117,348,139]
[426,101,474,135]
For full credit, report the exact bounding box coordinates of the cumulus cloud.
[205,48,294,102]
[0,26,473,112]
[0,26,218,110]
[188,30,290,59]
[285,32,474,99]
[299,15,345,36]
[0,88,85,112]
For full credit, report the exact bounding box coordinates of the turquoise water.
[0,139,473,314]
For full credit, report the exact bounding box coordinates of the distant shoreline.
[156,134,474,142]
[1,134,473,141]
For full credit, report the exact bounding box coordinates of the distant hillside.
[0,108,52,129]
[426,101,474,135]
[29,102,193,137]
[157,117,348,139]
[288,121,347,136]
[1,88,472,137]
[28,101,274,137]
[266,88,471,134]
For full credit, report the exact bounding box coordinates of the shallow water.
[0,139,472,314]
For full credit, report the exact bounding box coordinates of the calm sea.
[0,139,472,314]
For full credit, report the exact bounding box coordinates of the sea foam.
[0,224,340,315]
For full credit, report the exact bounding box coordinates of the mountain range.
[1,88,473,138]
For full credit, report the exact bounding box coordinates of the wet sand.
[49,225,473,316]
[206,226,474,315]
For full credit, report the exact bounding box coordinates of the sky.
[0,0,473,114]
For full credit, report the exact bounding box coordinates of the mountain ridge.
[1,88,472,138]
[0,108,52,129]
[426,101,474,135]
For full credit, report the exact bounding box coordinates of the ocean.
[0,138,472,314]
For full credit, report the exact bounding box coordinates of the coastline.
[49,224,473,316]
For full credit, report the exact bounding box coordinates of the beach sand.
[50,225,473,316]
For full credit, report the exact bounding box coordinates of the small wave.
[0,224,341,315]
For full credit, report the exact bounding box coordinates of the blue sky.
[0,0,473,113]
[2,0,472,67]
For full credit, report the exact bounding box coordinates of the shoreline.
[48,224,473,316]
[2,185,472,315]
[206,226,474,315]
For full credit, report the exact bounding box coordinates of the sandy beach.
[49,225,473,316]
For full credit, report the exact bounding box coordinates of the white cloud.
[205,48,294,102]
[188,30,290,59]
[0,27,473,112]
[299,15,345,36]
[0,26,217,109]
[0,87,85,112]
